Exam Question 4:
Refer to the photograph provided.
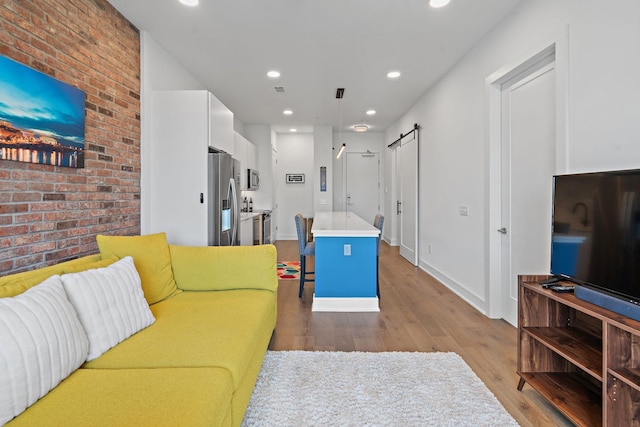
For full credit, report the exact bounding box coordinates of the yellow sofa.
[1,234,278,427]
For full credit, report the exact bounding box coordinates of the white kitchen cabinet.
[247,141,257,171]
[149,90,234,245]
[240,216,254,246]
[234,132,257,191]
[234,132,248,190]
[209,93,235,155]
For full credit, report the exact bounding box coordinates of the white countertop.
[240,212,262,221]
[311,211,380,237]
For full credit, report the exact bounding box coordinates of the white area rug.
[242,351,519,427]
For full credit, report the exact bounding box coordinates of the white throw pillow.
[61,256,155,361]
[0,275,89,425]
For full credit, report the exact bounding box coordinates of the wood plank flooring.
[269,240,573,427]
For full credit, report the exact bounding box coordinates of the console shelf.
[519,372,601,427]
[610,368,640,392]
[522,326,602,380]
[518,275,640,426]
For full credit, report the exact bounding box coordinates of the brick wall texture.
[0,0,140,274]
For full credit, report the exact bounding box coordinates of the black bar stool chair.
[295,214,315,297]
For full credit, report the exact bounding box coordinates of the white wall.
[140,32,204,234]
[384,0,640,315]
[233,117,246,139]
[276,133,315,240]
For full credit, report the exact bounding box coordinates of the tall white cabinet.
[234,132,258,191]
[149,90,234,245]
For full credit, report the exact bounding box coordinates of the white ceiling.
[107,0,523,133]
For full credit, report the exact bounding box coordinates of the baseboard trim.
[311,296,380,312]
[418,259,488,315]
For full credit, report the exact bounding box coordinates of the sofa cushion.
[62,256,118,274]
[61,257,156,361]
[169,244,278,292]
[96,232,180,305]
[5,367,234,427]
[0,276,89,425]
[0,254,104,298]
[83,290,276,389]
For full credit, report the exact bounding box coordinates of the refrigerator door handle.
[230,177,238,245]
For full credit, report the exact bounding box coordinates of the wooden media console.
[518,275,640,426]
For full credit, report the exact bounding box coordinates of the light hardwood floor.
[269,240,573,427]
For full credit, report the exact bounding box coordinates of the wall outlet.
[459,205,470,216]
[344,244,351,256]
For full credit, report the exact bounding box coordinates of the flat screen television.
[551,169,640,304]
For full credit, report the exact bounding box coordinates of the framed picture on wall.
[320,166,326,191]
[286,173,305,183]
[0,55,86,168]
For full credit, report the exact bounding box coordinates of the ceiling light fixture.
[387,71,401,79]
[353,124,369,132]
[290,128,297,132]
[267,70,280,78]
[283,109,293,115]
[429,0,450,8]
[179,0,199,6]
[366,110,376,115]
[336,88,345,159]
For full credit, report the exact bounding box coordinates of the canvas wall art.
[0,55,85,168]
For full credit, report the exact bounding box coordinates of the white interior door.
[499,62,556,325]
[345,152,380,222]
[398,134,418,265]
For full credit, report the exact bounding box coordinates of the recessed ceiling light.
[387,71,401,79]
[283,109,293,115]
[429,0,450,8]
[366,110,376,115]
[267,70,280,78]
[353,124,369,132]
[179,0,198,6]
[290,128,297,132]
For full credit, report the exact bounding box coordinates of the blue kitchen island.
[311,211,380,312]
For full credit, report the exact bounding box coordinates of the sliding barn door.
[397,133,418,265]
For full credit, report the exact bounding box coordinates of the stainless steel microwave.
[247,169,259,190]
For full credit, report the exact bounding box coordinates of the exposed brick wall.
[0,0,140,274]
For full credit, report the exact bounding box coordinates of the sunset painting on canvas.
[0,55,85,168]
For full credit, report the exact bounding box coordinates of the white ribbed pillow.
[0,275,89,425]
[61,256,155,361]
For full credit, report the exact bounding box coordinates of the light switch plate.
[344,244,351,256]
[459,205,469,216]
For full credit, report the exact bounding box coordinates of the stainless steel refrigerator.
[208,152,241,246]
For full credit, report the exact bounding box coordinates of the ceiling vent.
[274,86,285,93]
[336,88,345,99]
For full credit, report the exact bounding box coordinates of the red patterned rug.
[277,261,300,280]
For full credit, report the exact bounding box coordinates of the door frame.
[485,29,570,319]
